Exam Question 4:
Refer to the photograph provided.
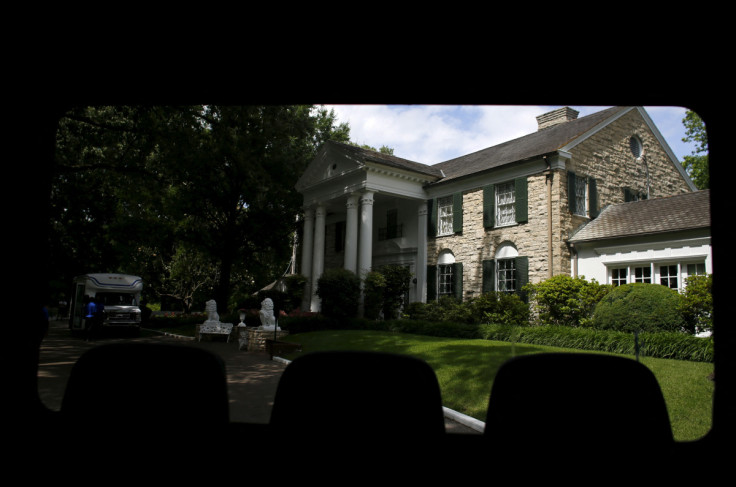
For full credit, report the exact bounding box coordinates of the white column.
[344,194,359,273]
[357,191,375,279]
[300,208,314,311]
[310,204,326,311]
[416,201,428,303]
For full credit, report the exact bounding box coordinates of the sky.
[324,105,696,166]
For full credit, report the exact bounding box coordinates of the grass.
[279,329,714,442]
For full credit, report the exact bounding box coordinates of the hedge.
[278,315,713,363]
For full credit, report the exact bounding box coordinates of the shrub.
[592,283,686,333]
[678,273,713,335]
[363,271,386,320]
[471,291,530,326]
[316,268,361,320]
[525,275,610,327]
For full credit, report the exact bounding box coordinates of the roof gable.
[430,106,628,184]
[296,140,442,192]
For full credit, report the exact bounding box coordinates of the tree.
[50,105,351,313]
[681,110,709,190]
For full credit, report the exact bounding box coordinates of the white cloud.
[325,104,695,165]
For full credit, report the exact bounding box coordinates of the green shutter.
[515,256,529,302]
[588,177,599,218]
[452,262,463,301]
[427,265,437,301]
[453,192,463,234]
[427,199,437,237]
[568,171,576,213]
[515,177,528,223]
[483,184,495,229]
[482,259,495,293]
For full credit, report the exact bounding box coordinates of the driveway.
[36,319,481,433]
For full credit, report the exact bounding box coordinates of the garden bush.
[471,291,530,326]
[316,268,361,320]
[678,273,713,335]
[363,271,386,320]
[525,275,610,327]
[592,283,686,333]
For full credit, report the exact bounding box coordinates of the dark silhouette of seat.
[61,343,229,429]
[269,351,446,442]
[483,353,674,454]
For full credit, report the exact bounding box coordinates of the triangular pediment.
[296,141,367,192]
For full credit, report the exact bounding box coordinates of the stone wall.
[246,328,290,352]
[426,109,694,300]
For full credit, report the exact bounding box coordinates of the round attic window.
[629,136,643,158]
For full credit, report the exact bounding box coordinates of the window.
[497,259,516,292]
[495,181,516,227]
[437,196,454,236]
[568,171,598,218]
[659,265,679,289]
[573,174,587,216]
[428,250,463,301]
[687,263,706,276]
[611,268,628,286]
[438,264,454,296]
[483,178,527,229]
[630,136,643,158]
[634,266,652,283]
[607,261,706,290]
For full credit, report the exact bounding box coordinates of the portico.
[295,141,441,312]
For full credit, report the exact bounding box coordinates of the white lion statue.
[259,297,279,330]
[205,299,220,323]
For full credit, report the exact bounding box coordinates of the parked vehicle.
[69,274,143,332]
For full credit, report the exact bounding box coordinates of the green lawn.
[280,329,714,442]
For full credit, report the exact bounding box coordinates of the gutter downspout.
[544,156,553,279]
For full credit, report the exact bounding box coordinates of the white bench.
[198,322,234,342]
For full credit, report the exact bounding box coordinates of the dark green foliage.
[471,291,530,326]
[362,271,386,320]
[403,292,528,327]
[525,275,611,327]
[678,274,713,334]
[282,274,308,313]
[592,283,686,333]
[316,268,361,320]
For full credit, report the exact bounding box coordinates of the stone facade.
[296,107,696,307]
[427,109,693,300]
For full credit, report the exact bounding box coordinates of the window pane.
[497,259,515,292]
[495,182,516,226]
[634,266,651,283]
[438,197,453,235]
[438,264,453,295]
[612,268,627,286]
[660,265,678,289]
[575,175,587,216]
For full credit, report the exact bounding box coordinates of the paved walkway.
[36,319,482,434]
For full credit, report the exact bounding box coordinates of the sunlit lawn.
[281,330,714,442]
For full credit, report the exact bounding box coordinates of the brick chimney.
[536,106,579,131]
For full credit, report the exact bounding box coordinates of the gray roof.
[328,140,444,179]
[569,190,711,243]
[431,106,628,183]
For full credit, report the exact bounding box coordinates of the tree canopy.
[681,110,709,190]
[51,105,350,312]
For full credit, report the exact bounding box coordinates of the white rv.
[70,274,143,332]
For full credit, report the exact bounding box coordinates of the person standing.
[84,295,97,342]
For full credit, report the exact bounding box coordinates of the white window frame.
[437,250,455,296]
[437,196,454,236]
[611,267,628,286]
[495,181,516,227]
[606,260,706,291]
